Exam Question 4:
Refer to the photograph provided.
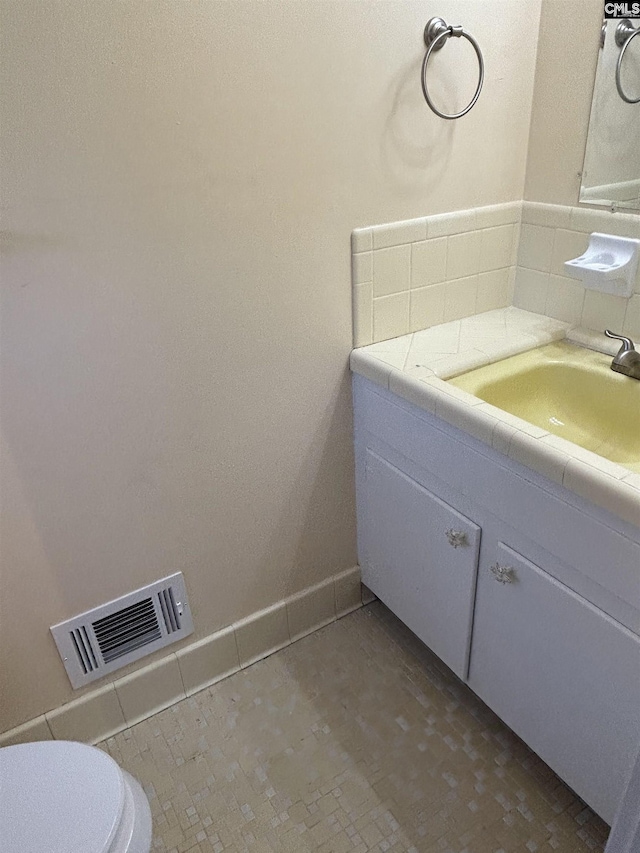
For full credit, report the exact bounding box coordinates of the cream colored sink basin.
[449,341,640,472]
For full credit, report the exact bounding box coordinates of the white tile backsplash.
[581,291,628,333]
[411,238,447,288]
[521,202,573,230]
[479,224,516,273]
[351,251,372,285]
[475,201,521,230]
[410,284,446,333]
[443,275,478,322]
[373,291,410,340]
[518,224,554,272]
[353,203,520,345]
[477,268,512,314]
[351,227,372,253]
[513,268,550,314]
[545,275,585,325]
[624,295,640,338]
[373,218,427,249]
[516,203,640,335]
[569,207,640,237]
[372,244,411,297]
[352,202,639,346]
[446,231,481,281]
[352,282,373,347]
[428,209,477,238]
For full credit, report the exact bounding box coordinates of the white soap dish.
[564,232,640,297]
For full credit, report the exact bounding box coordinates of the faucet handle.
[604,330,635,353]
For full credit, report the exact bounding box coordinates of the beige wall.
[524,0,604,206]
[0,0,541,731]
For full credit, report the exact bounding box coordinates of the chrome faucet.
[604,330,640,380]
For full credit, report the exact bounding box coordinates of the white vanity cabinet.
[353,374,640,825]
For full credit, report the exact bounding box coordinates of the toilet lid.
[0,740,126,853]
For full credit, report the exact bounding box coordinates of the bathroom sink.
[449,341,640,471]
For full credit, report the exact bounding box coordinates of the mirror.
[580,17,640,211]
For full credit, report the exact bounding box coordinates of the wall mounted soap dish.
[564,232,640,298]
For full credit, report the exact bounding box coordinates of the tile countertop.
[350,307,640,529]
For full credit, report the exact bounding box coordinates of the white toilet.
[0,740,152,853]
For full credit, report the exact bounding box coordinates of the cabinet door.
[362,450,480,680]
[469,541,640,824]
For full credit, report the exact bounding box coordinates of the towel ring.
[421,17,484,120]
[615,20,640,104]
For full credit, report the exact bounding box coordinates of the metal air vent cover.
[50,572,193,688]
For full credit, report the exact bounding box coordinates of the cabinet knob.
[446,529,468,548]
[490,563,515,584]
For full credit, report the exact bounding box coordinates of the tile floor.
[100,602,610,853]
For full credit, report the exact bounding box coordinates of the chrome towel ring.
[615,19,640,105]
[421,16,484,120]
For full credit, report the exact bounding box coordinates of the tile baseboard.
[0,566,363,748]
[0,714,54,747]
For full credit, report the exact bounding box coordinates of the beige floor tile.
[100,604,609,853]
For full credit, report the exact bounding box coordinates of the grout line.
[401,333,414,371]
[283,596,293,643]
[42,715,54,740]
[112,680,127,723]
[173,651,187,697]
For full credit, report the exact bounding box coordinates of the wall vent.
[51,572,193,688]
